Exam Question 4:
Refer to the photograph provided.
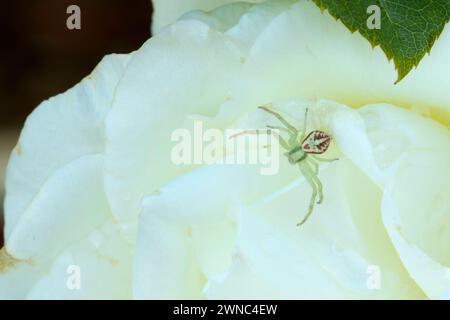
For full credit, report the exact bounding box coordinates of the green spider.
[234,105,338,226]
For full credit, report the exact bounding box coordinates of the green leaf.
[311,0,450,83]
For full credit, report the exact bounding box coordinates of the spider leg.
[259,105,298,135]
[229,128,290,151]
[306,156,319,175]
[297,161,318,226]
[312,155,339,163]
[228,129,267,139]
[266,125,291,133]
[312,172,323,204]
[305,158,323,204]
[266,129,290,150]
[300,107,309,141]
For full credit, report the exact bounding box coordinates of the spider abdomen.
[302,130,331,154]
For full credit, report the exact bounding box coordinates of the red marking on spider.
[302,130,331,154]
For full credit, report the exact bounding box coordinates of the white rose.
[1,0,449,299]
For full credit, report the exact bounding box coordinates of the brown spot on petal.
[14,144,22,156]
[95,251,119,267]
[0,247,18,273]
[0,248,33,273]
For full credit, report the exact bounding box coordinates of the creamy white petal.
[231,1,450,124]
[4,54,131,240]
[26,221,133,299]
[134,98,426,299]
[204,159,423,299]
[141,163,297,225]
[104,20,244,233]
[381,150,450,299]
[203,248,282,299]
[134,162,297,298]
[180,0,295,51]
[0,248,48,299]
[152,0,265,33]
[191,221,236,279]
[179,2,254,33]
[2,0,449,300]
[6,154,110,262]
[133,212,204,299]
[382,192,450,300]
[331,103,450,298]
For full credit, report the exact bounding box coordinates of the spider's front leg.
[229,128,291,151]
[266,128,290,150]
[258,105,298,135]
[297,160,320,226]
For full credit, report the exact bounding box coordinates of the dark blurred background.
[0,0,153,247]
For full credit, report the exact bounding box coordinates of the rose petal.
[180,0,294,50]
[26,221,133,299]
[4,54,130,240]
[133,211,204,299]
[382,150,450,299]
[231,1,450,124]
[133,98,427,298]
[6,155,110,262]
[179,2,254,33]
[204,158,423,299]
[0,248,48,299]
[332,102,450,298]
[134,162,297,298]
[104,20,244,235]
[152,0,265,33]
